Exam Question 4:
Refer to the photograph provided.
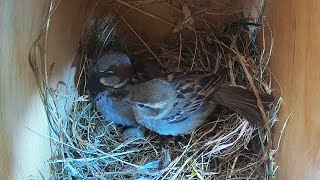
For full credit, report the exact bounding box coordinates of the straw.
[29,1,283,179]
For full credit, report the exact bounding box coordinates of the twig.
[190,28,198,70]
[115,0,176,27]
[228,155,239,178]
[230,39,272,159]
[271,114,292,155]
[178,32,182,70]
[228,58,236,85]
[47,150,138,164]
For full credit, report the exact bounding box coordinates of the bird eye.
[137,103,146,108]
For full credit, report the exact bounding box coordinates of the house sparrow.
[87,51,139,128]
[127,71,274,135]
[90,51,133,89]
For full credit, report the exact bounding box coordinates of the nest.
[29,0,283,179]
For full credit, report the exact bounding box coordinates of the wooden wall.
[1,0,319,179]
[0,0,90,178]
[268,1,320,179]
[0,0,49,178]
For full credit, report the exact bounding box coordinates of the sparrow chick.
[87,51,138,128]
[127,71,274,136]
[91,51,133,89]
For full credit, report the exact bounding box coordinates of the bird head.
[92,51,133,88]
[127,79,177,120]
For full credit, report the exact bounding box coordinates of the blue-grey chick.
[87,51,138,127]
[127,71,274,135]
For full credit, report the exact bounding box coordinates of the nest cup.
[29,0,281,179]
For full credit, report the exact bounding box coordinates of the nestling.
[87,51,138,127]
[90,51,133,89]
[127,71,274,136]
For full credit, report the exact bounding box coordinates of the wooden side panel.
[0,0,49,179]
[0,0,90,179]
[267,0,320,179]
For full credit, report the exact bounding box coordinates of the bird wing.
[163,71,224,123]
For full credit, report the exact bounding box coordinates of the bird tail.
[213,83,274,125]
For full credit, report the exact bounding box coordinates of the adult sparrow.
[127,71,274,135]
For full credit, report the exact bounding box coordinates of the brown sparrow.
[127,71,274,135]
[87,51,138,127]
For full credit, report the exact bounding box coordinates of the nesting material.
[30,0,282,179]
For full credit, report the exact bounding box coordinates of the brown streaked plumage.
[128,71,274,135]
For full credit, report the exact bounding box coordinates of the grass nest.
[30,0,283,179]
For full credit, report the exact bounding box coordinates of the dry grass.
[29,0,284,179]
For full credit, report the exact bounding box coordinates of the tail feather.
[213,83,274,125]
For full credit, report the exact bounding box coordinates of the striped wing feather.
[164,71,224,123]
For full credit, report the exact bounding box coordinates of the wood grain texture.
[0,0,90,179]
[0,0,51,179]
[267,0,320,179]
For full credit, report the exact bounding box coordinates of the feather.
[163,71,224,123]
[213,82,274,125]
